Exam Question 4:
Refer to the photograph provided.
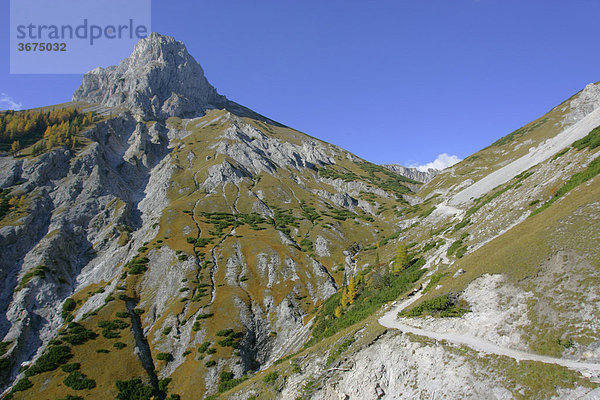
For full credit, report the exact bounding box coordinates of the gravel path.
[378,295,600,380]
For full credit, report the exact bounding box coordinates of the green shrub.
[61,362,80,373]
[158,377,172,392]
[401,294,469,318]
[196,312,214,320]
[114,342,127,350]
[115,378,155,400]
[262,371,279,384]
[0,341,11,356]
[61,322,97,345]
[206,348,216,355]
[423,273,449,294]
[16,265,49,291]
[95,349,109,354]
[162,327,172,335]
[218,371,250,393]
[116,311,129,318]
[572,125,600,150]
[25,345,72,376]
[156,352,172,361]
[205,360,216,367]
[217,331,244,348]
[197,342,210,353]
[98,319,129,339]
[125,256,149,275]
[11,377,33,392]
[452,218,470,232]
[61,298,77,319]
[63,371,96,390]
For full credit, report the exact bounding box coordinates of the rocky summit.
[0,33,599,399]
[72,33,226,120]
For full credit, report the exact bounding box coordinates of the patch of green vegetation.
[423,273,450,294]
[191,287,209,302]
[267,205,299,236]
[125,255,149,275]
[532,155,600,216]
[490,118,547,147]
[115,378,155,400]
[452,218,471,232]
[217,330,244,348]
[400,294,469,318]
[378,230,402,247]
[299,237,313,252]
[262,371,279,384]
[115,311,129,318]
[300,201,322,223]
[61,362,80,373]
[16,265,49,291]
[10,377,33,394]
[0,341,11,357]
[113,342,126,350]
[447,233,469,257]
[156,352,172,361]
[197,342,211,354]
[98,319,129,339]
[95,349,109,354]
[25,345,72,376]
[196,313,215,319]
[60,322,97,345]
[308,259,425,345]
[218,370,250,393]
[325,337,354,367]
[552,147,570,161]
[205,360,216,367]
[63,371,96,390]
[0,189,15,221]
[419,206,436,218]
[318,167,359,182]
[162,327,172,335]
[466,171,533,218]
[572,125,600,150]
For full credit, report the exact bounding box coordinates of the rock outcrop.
[382,164,439,183]
[73,32,225,120]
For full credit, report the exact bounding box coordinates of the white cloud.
[410,153,462,172]
[0,93,23,111]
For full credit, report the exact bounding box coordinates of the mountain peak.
[72,32,225,119]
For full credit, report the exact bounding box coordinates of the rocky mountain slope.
[0,33,599,400]
[382,164,439,183]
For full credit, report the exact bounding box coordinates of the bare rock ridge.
[73,32,226,120]
[382,164,439,183]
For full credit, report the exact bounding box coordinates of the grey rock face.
[72,33,225,120]
[382,164,439,183]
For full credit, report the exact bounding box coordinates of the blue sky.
[1,1,599,168]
